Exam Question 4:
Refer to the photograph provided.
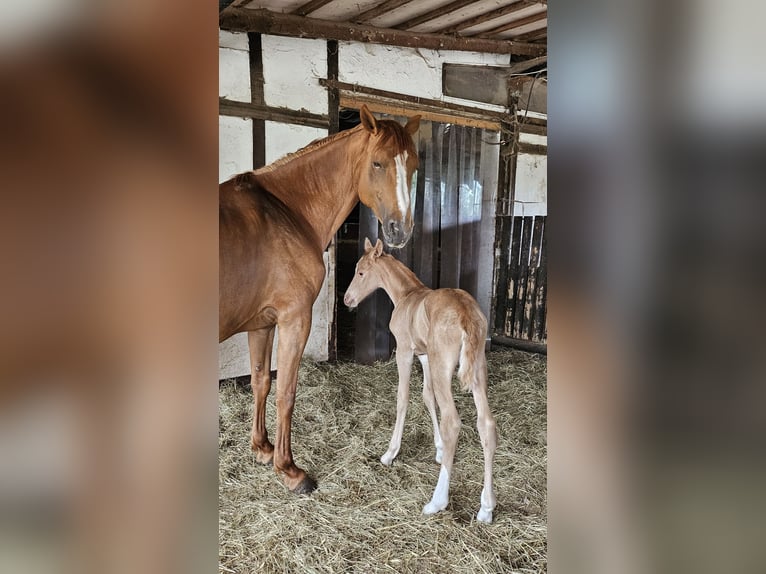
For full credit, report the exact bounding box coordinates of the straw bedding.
[219,348,546,573]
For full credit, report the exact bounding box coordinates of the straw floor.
[219,348,546,573]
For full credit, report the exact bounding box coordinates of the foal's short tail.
[457,313,487,392]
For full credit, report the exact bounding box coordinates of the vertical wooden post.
[248,33,266,169]
[327,39,340,362]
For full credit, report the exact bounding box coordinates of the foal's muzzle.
[382,219,412,249]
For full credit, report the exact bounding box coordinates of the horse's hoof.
[291,475,318,495]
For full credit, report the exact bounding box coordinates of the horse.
[343,238,497,523]
[219,106,421,494]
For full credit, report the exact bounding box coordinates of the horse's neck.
[256,132,363,250]
[378,256,425,306]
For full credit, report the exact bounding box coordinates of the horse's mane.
[254,120,414,174]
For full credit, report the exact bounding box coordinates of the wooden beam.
[507,54,547,74]
[320,79,508,121]
[475,11,547,38]
[438,1,536,34]
[443,63,510,106]
[517,142,547,155]
[393,0,476,30]
[220,7,545,56]
[355,0,414,24]
[514,28,547,42]
[291,0,335,17]
[219,98,329,129]
[491,335,547,354]
[340,95,500,130]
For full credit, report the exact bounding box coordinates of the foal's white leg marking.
[418,355,443,463]
[422,466,450,515]
[394,151,410,217]
[381,349,413,466]
[477,487,494,524]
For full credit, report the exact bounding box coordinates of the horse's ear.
[360,105,378,134]
[373,239,384,258]
[405,114,421,135]
[364,237,373,252]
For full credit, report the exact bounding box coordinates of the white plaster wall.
[513,153,547,217]
[262,35,327,115]
[219,31,250,102]
[338,42,509,113]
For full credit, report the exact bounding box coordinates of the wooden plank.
[512,217,533,338]
[517,142,547,155]
[490,215,507,332]
[491,335,546,355]
[355,0,415,23]
[291,0,335,17]
[220,8,547,56]
[512,28,547,42]
[322,79,508,123]
[394,0,478,30]
[438,1,537,34]
[327,40,340,134]
[443,64,510,107]
[532,218,547,342]
[219,98,329,128]
[421,123,443,288]
[523,217,544,339]
[507,54,547,74]
[502,216,521,334]
[475,12,547,38]
[248,33,266,169]
[411,129,428,284]
[339,94,499,130]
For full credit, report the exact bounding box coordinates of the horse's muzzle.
[382,219,412,249]
[343,293,357,308]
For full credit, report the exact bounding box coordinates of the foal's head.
[356,105,420,249]
[343,237,386,309]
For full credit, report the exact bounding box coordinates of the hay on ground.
[219,348,547,573]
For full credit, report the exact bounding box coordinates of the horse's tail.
[457,308,488,392]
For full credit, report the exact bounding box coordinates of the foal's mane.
[254,120,414,174]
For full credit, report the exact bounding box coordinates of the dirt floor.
[219,347,547,573]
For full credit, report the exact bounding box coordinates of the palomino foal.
[220,107,420,494]
[344,238,497,523]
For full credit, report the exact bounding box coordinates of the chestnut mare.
[344,238,497,522]
[219,106,420,494]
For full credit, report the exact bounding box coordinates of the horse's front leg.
[273,312,316,494]
[248,327,275,465]
[380,344,413,466]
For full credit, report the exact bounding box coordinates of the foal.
[344,238,497,523]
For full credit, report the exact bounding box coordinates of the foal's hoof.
[291,475,318,495]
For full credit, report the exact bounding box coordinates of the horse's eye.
[372,161,382,169]
[359,272,364,277]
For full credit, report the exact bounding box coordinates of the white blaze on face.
[394,151,410,219]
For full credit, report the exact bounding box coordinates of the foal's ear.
[360,104,378,134]
[372,239,384,258]
[405,114,421,135]
[364,237,373,252]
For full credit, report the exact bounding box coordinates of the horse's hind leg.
[422,350,461,516]
[472,360,497,523]
[249,327,275,465]
[418,355,443,464]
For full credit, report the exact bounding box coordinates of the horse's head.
[343,237,386,309]
[356,105,420,249]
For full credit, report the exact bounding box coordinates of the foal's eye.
[359,272,364,277]
[372,161,382,169]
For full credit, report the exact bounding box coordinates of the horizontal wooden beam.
[491,335,546,354]
[220,7,546,56]
[340,94,500,130]
[219,98,329,129]
[320,78,508,120]
[517,142,547,155]
[507,54,547,74]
